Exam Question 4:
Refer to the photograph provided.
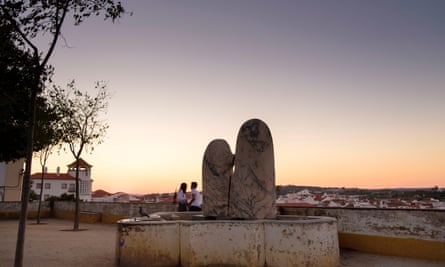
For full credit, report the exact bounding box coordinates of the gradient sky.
[32,0,445,194]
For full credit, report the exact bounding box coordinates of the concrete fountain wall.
[116,214,339,267]
[116,119,340,267]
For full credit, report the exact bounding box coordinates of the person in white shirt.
[189,181,202,211]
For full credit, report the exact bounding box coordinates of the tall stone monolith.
[229,118,276,219]
[202,139,234,218]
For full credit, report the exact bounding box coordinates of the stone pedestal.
[229,119,276,219]
[202,139,234,218]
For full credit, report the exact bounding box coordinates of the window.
[45,183,51,189]
[61,183,67,189]
[80,180,89,194]
[68,184,75,192]
[36,183,42,189]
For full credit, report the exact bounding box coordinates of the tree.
[0,19,53,162]
[34,90,63,224]
[35,144,60,224]
[0,1,125,266]
[34,101,61,223]
[50,80,110,230]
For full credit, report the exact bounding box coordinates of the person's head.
[180,182,187,192]
[191,181,198,189]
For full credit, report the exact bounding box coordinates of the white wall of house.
[31,177,93,201]
[31,178,76,201]
[31,161,93,201]
[68,169,93,201]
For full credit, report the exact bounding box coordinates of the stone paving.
[0,218,444,267]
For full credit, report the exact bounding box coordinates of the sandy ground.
[0,219,116,267]
[0,218,444,267]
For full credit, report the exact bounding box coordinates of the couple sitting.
[177,181,202,212]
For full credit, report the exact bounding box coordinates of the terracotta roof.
[92,189,112,198]
[67,158,92,168]
[276,202,317,207]
[30,173,75,180]
[314,194,324,201]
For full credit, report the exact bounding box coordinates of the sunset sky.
[32,0,445,194]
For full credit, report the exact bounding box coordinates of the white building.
[30,158,93,201]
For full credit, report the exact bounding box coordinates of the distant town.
[88,185,445,210]
[8,158,441,210]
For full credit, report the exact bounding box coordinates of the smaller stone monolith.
[202,139,234,218]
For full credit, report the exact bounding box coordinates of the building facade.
[31,158,93,201]
[0,159,25,202]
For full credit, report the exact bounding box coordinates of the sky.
[32,0,445,194]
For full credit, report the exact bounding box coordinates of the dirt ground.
[0,218,116,267]
[0,218,444,267]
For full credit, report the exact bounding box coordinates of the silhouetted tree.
[0,1,125,266]
[35,90,64,224]
[49,81,110,230]
[35,143,61,224]
[0,20,53,162]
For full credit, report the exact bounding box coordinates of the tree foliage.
[49,80,110,230]
[0,20,53,162]
[1,1,125,266]
[0,0,124,163]
[50,81,110,158]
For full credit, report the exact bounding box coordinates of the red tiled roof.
[67,158,92,168]
[92,189,112,198]
[30,173,75,180]
[276,202,316,207]
[314,194,324,201]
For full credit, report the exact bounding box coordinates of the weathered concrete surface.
[265,216,339,267]
[117,221,180,267]
[230,119,276,219]
[53,201,176,223]
[117,216,339,267]
[181,221,265,267]
[202,139,234,218]
[279,206,445,261]
[279,207,445,241]
[0,201,51,219]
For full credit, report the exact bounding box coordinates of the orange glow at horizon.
[30,1,444,194]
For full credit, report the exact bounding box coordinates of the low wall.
[2,201,444,261]
[53,201,176,223]
[279,206,445,261]
[0,201,176,223]
[0,201,51,219]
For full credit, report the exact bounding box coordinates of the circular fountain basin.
[116,213,339,267]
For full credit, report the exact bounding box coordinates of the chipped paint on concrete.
[280,207,445,242]
[265,217,339,267]
[116,216,339,267]
[116,221,179,267]
[181,221,265,267]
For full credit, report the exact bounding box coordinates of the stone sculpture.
[202,139,234,218]
[229,118,276,219]
[202,118,276,220]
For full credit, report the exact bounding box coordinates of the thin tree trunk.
[73,158,80,230]
[14,85,38,267]
[37,165,45,224]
